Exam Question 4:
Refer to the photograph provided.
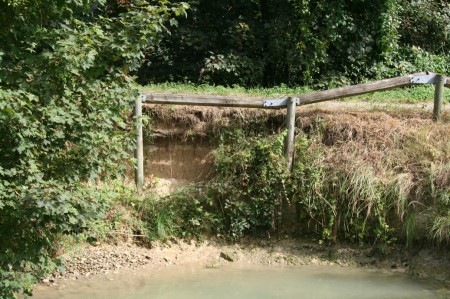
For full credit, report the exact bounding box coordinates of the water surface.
[33,265,449,299]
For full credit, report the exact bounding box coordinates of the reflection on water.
[33,265,449,299]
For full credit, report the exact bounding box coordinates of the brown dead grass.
[145,105,449,170]
[145,103,449,204]
[145,104,449,136]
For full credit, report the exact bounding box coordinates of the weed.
[405,212,416,248]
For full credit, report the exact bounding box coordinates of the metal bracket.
[410,75,448,85]
[140,94,147,102]
[263,98,300,108]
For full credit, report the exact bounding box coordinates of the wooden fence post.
[135,96,144,192]
[433,74,444,122]
[285,97,297,171]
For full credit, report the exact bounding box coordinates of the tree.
[0,1,187,297]
[138,0,449,87]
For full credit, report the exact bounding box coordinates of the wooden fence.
[134,72,449,190]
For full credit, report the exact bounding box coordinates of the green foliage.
[289,135,398,245]
[0,270,36,298]
[405,212,416,248]
[200,126,447,247]
[205,130,356,241]
[139,0,450,87]
[79,181,144,243]
[371,45,450,78]
[208,130,288,238]
[0,0,187,297]
[200,52,263,86]
[137,187,218,240]
[398,0,450,54]
[0,183,109,298]
[139,195,178,240]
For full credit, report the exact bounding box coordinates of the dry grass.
[144,105,286,140]
[145,104,449,185]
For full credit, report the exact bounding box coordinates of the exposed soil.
[145,140,213,182]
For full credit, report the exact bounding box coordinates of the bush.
[207,129,289,239]
[138,187,219,240]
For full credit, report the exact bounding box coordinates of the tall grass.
[430,215,450,244]
[425,164,450,245]
[405,212,417,248]
[199,112,450,246]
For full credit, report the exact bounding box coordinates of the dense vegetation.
[138,0,450,87]
[0,0,187,297]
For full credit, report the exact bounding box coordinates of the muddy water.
[33,265,449,299]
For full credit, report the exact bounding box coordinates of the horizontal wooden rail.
[142,73,448,109]
[298,72,450,105]
[298,74,415,105]
[142,93,267,108]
